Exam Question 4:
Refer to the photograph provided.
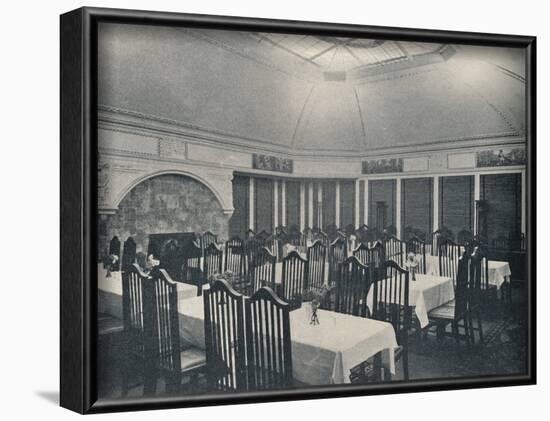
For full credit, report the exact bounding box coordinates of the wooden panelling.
[368,179,396,230]
[439,175,474,235]
[481,173,522,241]
[323,181,336,229]
[340,180,355,228]
[402,177,433,239]
[229,175,249,238]
[285,180,300,229]
[255,177,274,233]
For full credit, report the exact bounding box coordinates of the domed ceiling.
[98,23,526,156]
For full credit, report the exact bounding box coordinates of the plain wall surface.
[1,0,547,419]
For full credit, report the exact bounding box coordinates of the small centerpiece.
[303,286,329,325]
[405,252,419,281]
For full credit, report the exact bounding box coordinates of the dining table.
[178,292,398,385]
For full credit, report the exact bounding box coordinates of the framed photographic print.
[60,7,536,414]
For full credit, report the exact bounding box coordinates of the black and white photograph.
[92,16,533,405]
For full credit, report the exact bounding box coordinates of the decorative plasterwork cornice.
[98,105,525,160]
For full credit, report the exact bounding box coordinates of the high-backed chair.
[438,238,464,285]
[371,260,412,380]
[248,247,277,294]
[204,243,223,281]
[355,241,386,282]
[328,237,347,285]
[302,227,314,248]
[428,250,473,347]
[200,231,218,255]
[307,240,327,290]
[147,269,206,393]
[121,263,153,395]
[245,287,293,390]
[224,237,245,276]
[203,280,246,391]
[281,250,308,309]
[384,235,405,267]
[121,236,137,272]
[406,235,427,274]
[181,241,205,295]
[334,256,371,318]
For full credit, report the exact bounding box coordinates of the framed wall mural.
[60,7,536,414]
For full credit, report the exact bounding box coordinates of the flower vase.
[309,301,320,325]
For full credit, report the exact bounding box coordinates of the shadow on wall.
[98,174,229,257]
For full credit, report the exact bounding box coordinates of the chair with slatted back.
[307,240,327,290]
[371,260,412,380]
[428,250,473,347]
[147,269,206,393]
[245,238,263,276]
[406,236,427,274]
[384,235,404,267]
[365,241,386,283]
[200,231,218,255]
[224,237,245,276]
[248,247,277,294]
[245,287,293,390]
[181,241,205,295]
[438,238,463,285]
[353,242,369,265]
[121,263,153,395]
[355,224,369,244]
[120,237,137,272]
[300,227,312,247]
[109,236,121,271]
[328,237,347,286]
[468,247,485,345]
[281,250,308,310]
[204,243,223,281]
[334,256,371,318]
[204,279,247,391]
[313,229,329,248]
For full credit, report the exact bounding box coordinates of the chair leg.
[468,311,475,346]
[463,318,471,348]
[452,321,459,344]
[476,310,484,344]
[402,348,409,381]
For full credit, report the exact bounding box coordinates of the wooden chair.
[248,247,277,294]
[307,240,327,290]
[204,243,223,281]
[121,237,137,272]
[354,241,386,283]
[334,256,371,318]
[355,224,369,244]
[302,227,314,248]
[245,287,293,390]
[281,250,308,309]
[406,235,427,274]
[181,241,205,295]
[245,238,263,276]
[352,242,369,265]
[313,229,329,248]
[121,263,153,395]
[384,235,405,267]
[468,247,485,345]
[224,237,245,276]
[438,238,463,285]
[427,250,473,347]
[288,225,301,247]
[371,260,412,380]
[204,280,247,391]
[147,269,206,393]
[200,231,217,256]
[328,237,347,286]
[109,236,121,271]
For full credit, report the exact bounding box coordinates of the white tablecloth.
[425,256,511,289]
[97,263,198,319]
[367,274,455,328]
[178,295,397,385]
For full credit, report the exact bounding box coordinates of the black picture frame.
[60,6,537,414]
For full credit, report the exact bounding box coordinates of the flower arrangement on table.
[404,252,419,281]
[208,271,249,294]
[303,286,330,325]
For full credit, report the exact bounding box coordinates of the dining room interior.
[95,22,529,399]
